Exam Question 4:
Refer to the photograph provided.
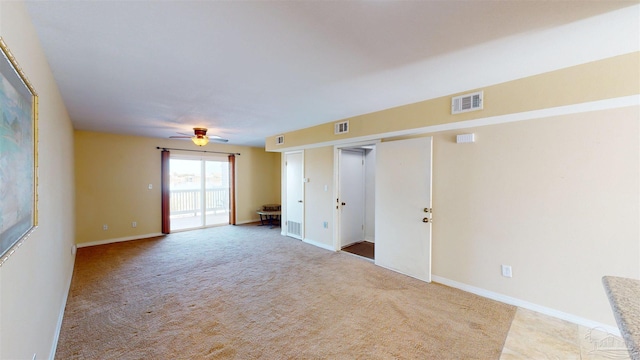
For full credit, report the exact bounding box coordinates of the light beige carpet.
[56,224,515,359]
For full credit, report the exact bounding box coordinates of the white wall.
[0,2,76,359]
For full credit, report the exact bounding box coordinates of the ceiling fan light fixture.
[170,127,226,144]
[192,135,209,146]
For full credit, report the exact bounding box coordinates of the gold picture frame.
[0,37,38,265]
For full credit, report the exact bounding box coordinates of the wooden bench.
[257,204,281,228]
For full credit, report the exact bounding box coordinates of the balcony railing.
[170,187,229,216]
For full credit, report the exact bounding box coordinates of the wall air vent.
[334,121,349,135]
[452,91,483,114]
[275,135,284,145]
[287,221,302,237]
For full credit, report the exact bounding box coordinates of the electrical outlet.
[103,224,108,231]
[501,265,512,278]
[132,221,137,228]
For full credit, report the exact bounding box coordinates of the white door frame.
[282,150,304,239]
[333,140,379,251]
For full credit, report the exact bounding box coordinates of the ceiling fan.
[169,127,228,146]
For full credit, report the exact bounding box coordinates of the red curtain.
[161,150,171,234]
[229,154,236,225]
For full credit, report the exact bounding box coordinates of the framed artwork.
[0,37,38,264]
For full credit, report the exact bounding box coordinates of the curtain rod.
[156,147,240,156]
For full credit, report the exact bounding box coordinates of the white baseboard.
[49,255,75,360]
[76,233,164,248]
[303,238,336,252]
[431,275,621,337]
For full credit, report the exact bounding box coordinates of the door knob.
[342,202,346,206]
[298,200,303,203]
[422,218,430,223]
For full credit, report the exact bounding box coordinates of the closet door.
[285,151,304,239]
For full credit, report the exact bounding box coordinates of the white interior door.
[339,149,365,247]
[285,152,304,239]
[375,137,433,282]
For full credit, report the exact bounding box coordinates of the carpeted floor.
[342,241,375,260]
[56,225,516,359]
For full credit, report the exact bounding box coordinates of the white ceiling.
[24,1,638,147]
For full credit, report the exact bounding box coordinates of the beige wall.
[303,147,334,247]
[273,53,640,327]
[285,105,639,327]
[266,52,639,150]
[430,106,639,326]
[0,2,76,359]
[75,131,280,245]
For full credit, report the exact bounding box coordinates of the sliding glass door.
[169,155,230,231]
[204,160,230,226]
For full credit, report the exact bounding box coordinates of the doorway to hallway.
[336,144,376,260]
[334,137,433,282]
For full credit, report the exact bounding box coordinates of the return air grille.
[287,221,302,237]
[452,91,483,114]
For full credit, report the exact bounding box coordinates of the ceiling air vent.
[334,121,349,135]
[275,135,284,145]
[452,91,483,114]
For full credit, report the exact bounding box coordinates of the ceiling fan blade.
[169,136,191,139]
[209,138,229,143]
